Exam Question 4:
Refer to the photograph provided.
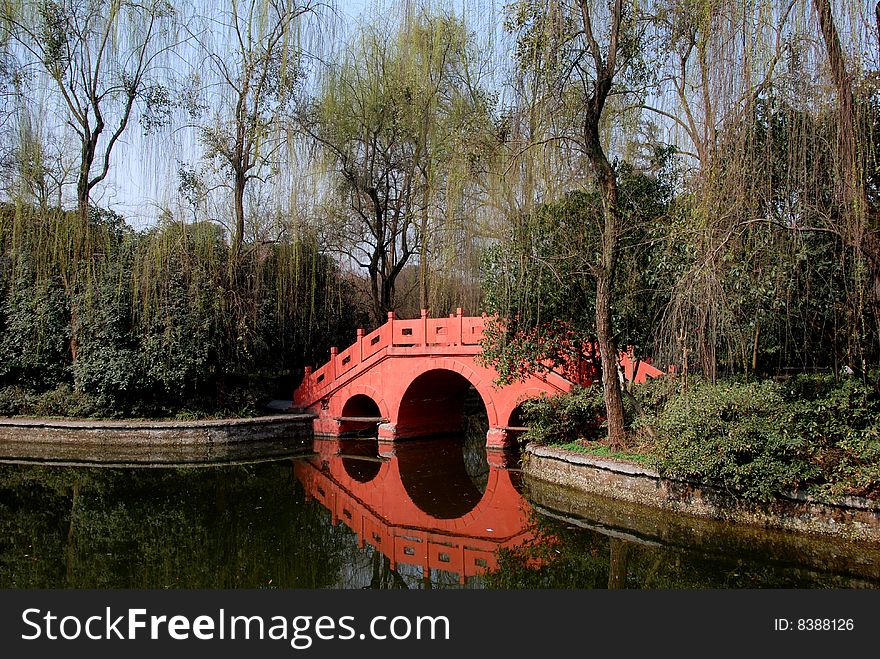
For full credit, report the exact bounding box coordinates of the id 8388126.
[773,618,854,631]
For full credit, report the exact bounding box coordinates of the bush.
[650,376,880,501]
[520,375,880,502]
[520,386,606,445]
[0,386,35,416]
[650,380,818,501]
[0,384,107,418]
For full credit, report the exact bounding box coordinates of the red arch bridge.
[293,310,664,450]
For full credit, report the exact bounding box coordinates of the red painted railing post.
[457,307,463,346]
[420,308,428,347]
[329,346,338,382]
[387,311,395,346]
[303,366,313,394]
[356,328,364,364]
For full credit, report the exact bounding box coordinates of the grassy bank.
[520,375,880,503]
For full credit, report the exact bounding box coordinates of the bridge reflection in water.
[294,437,533,585]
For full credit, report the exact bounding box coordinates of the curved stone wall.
[523,444,880,543]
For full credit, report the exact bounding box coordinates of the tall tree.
[812,0,880,309]
[188,0,315,263]
[302,11,493,325]
[505,0,638,447]
[0,0,176,222]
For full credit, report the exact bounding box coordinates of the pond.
[1,431,878,589]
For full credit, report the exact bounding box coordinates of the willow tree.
[812,0,880,309]
[504,0,643,447]
[301,10,494,325]
[187,0,316,263]
[635,1,806,379]
[0,0,177,223]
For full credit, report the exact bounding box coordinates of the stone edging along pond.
[523,444,880,543]
[0,414,316,464]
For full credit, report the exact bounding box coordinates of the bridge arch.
[506,388,552,427]
[392,360,499,439]
[329,385,390,437]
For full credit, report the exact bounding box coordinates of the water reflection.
[0,433,877,589]
[503,479,880,589]
[295,437,532,587]
[302,436,880,589]
[0,459,347,588]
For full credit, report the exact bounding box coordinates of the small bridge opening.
[338,394,383,436]
[505,402,532,444]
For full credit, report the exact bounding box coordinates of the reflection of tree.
[607,538,629,589]
[366,552,408,590]
[462,392,490,493]
[485,509,879,589]
[0,462,347,588]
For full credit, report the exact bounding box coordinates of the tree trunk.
[232,171,246,264]
[876,3,880,56]
[596,271,626,448]
[419,202,429,310]
[576,0,628,449]
[584,122,627,448]
[607,537,630,589]
[751,320,761,374]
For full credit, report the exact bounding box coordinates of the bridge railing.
[296,309,486,406]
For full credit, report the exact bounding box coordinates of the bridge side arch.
[321,384,391,437]
[339,384,390,419]
[504,387,555,427]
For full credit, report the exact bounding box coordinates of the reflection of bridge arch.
[340,439,382,483]
[297,438,533,583]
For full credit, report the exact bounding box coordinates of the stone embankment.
[0,414,315,465]
[523,444,880,543]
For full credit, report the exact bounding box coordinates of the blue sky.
[95,0,506,230]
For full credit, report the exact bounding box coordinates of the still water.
[1,432,878,589]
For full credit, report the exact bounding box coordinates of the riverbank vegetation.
[0,203,360,417]
[519,375,880,502]
[1,0,879,442]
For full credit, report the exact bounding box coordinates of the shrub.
[650,376,880,501]
[650,380,818,501]
[520,386,606,445]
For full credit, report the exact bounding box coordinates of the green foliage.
[520,374,880,502]
[519,386,606,445]
[0,202,362,418]
[556,440,653,466]
[650,380,818,501]
[480,157,677,381]
[0,271,70,389]
[0,384,105,418]
[651,376,880,502]
[304,10,496,323]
